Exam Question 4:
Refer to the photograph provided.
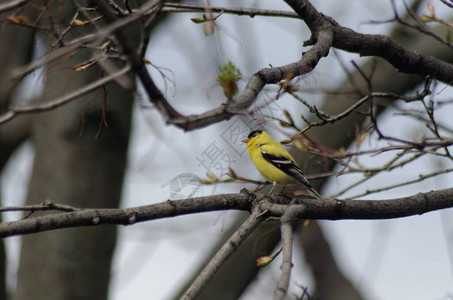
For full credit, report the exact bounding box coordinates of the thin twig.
[10,1,161,79]
[0,200,80,213]
[160,3,299,19]
[342,168,453,200]
[0,64,131,125]
[389,0,453,49]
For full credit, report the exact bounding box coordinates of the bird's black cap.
[247,130,263,138]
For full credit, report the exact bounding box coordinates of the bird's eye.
[248,130,263,138]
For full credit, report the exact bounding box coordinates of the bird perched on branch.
[242,130,322,199]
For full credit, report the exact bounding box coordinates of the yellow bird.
[242,130,322,199]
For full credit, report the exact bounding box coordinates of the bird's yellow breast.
[247,145,296,185]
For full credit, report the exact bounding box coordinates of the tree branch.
[0,192,251,238]
[92,0,333,131]
[0,64,131,125]
[284,0,453,84]
[93,0,184,120]
[161,3,299,19]
[5,0,451,132]
[274,205,305,300]
[0,188,452,238]
[181,206,268,300]
[0,0,29,13]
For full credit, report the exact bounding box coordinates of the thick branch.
[0,188,452,238]
[0,193,251,238]
[284,0,453,84]
[261,188,453,220]
[94,0,453,133]
[92,0,332,131]
[170,28,333,130]
[5,0,450,132]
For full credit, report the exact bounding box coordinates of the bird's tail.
[295,174,323,200]
[307,185,323,200]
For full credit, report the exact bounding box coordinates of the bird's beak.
[241,138,250,143]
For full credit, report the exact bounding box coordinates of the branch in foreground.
[181,206,267,300]
[275,205,304,300]
[0,193,250,238]
[0,188,452,238]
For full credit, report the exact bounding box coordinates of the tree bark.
[11,2,135,299]
[0,5,37,300]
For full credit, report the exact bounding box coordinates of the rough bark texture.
[11,2,136,299]
[13,90,132,300]
[0,5,37,300]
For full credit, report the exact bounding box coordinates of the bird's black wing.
[261,152,322,199]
